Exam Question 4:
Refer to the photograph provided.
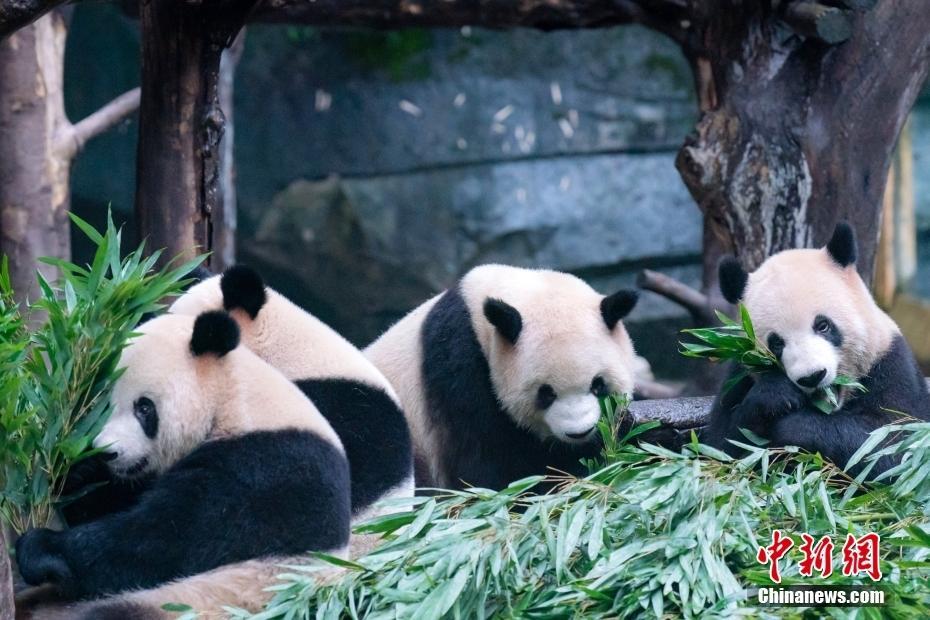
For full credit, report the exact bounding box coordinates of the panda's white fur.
[15,312,351,619]
[707,222,930,476]
[365,264,639,490]
[741,248,897,393]
[98,313,342,475]
[169,267,415,529]
[170,273,398,398]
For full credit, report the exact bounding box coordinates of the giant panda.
[15,311,351,619]
[169,265,413,523]
[364,264,642,491]
[706,222,930,476]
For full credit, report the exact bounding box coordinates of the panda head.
[464,266,638,445]
[718,222,897,392]
[94,311,240,479]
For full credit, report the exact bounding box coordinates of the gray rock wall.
[234,25,703,377]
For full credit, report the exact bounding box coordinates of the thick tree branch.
[55,87,141,160]
[252,0,691,31]
[0,0,66,39]
[631,379,930,430]
[637,269,717,324]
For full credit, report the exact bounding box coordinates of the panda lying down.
[16,311,351,619]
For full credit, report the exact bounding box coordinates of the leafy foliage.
[680,304,865,414]
[0,213,202,532]
[251,416,930,619]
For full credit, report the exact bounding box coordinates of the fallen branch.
[55,87,141,160]
[637,269,717,324]
[630,379,930,430]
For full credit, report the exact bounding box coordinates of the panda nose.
[797,369,827,388]
[100,450,118,462]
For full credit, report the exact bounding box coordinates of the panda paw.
[741,372,806,418]
[15,529,74,593]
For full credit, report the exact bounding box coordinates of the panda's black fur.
[16,312,351,604]
[707,336,930,475]
[18,430,349,600]
[296,377,411,512]
[420,286,610,490]
[220,265,412,516]
[706,223,930,477]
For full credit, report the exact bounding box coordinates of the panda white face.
[95,314,227,479]
[720,223,899,392]
[463,266,638,445]
[759,311,842,392]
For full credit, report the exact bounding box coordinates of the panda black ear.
[191,311,240,357]
[826,221,857,267]
[483,298,522,345]
[718,257,748,304]
[221,265,267,319]
[601,290,638,330]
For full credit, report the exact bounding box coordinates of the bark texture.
[0,10,139,303]
[675,0,930,284]
[213,29,246,270]
[0,12,70,303]
[134,0,256,267]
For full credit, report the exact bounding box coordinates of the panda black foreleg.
[771,408,899,478]
[708,371,806,452]
[16,430,351,600]
[59,454,153,526]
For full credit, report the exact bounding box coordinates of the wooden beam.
[0,0,66,39]
[251,0,688,31]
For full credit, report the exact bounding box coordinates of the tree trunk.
[676,1,930,285]
[0,11,70,305]
[134,1,255,268]
[0,527,11,620]
[213,29,246,270]
[0,9,139,305]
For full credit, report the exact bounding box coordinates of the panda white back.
[366,264,640,490]
[170,266,414,523]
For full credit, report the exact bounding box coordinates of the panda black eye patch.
[813,315,843,347]
[536,384,557,410]
[766,333,785,359]
[590,376,609,398]
[134,397,159,439]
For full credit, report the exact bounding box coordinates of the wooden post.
[135,0,255,267]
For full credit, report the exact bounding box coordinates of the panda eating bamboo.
[706,222,930,475]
